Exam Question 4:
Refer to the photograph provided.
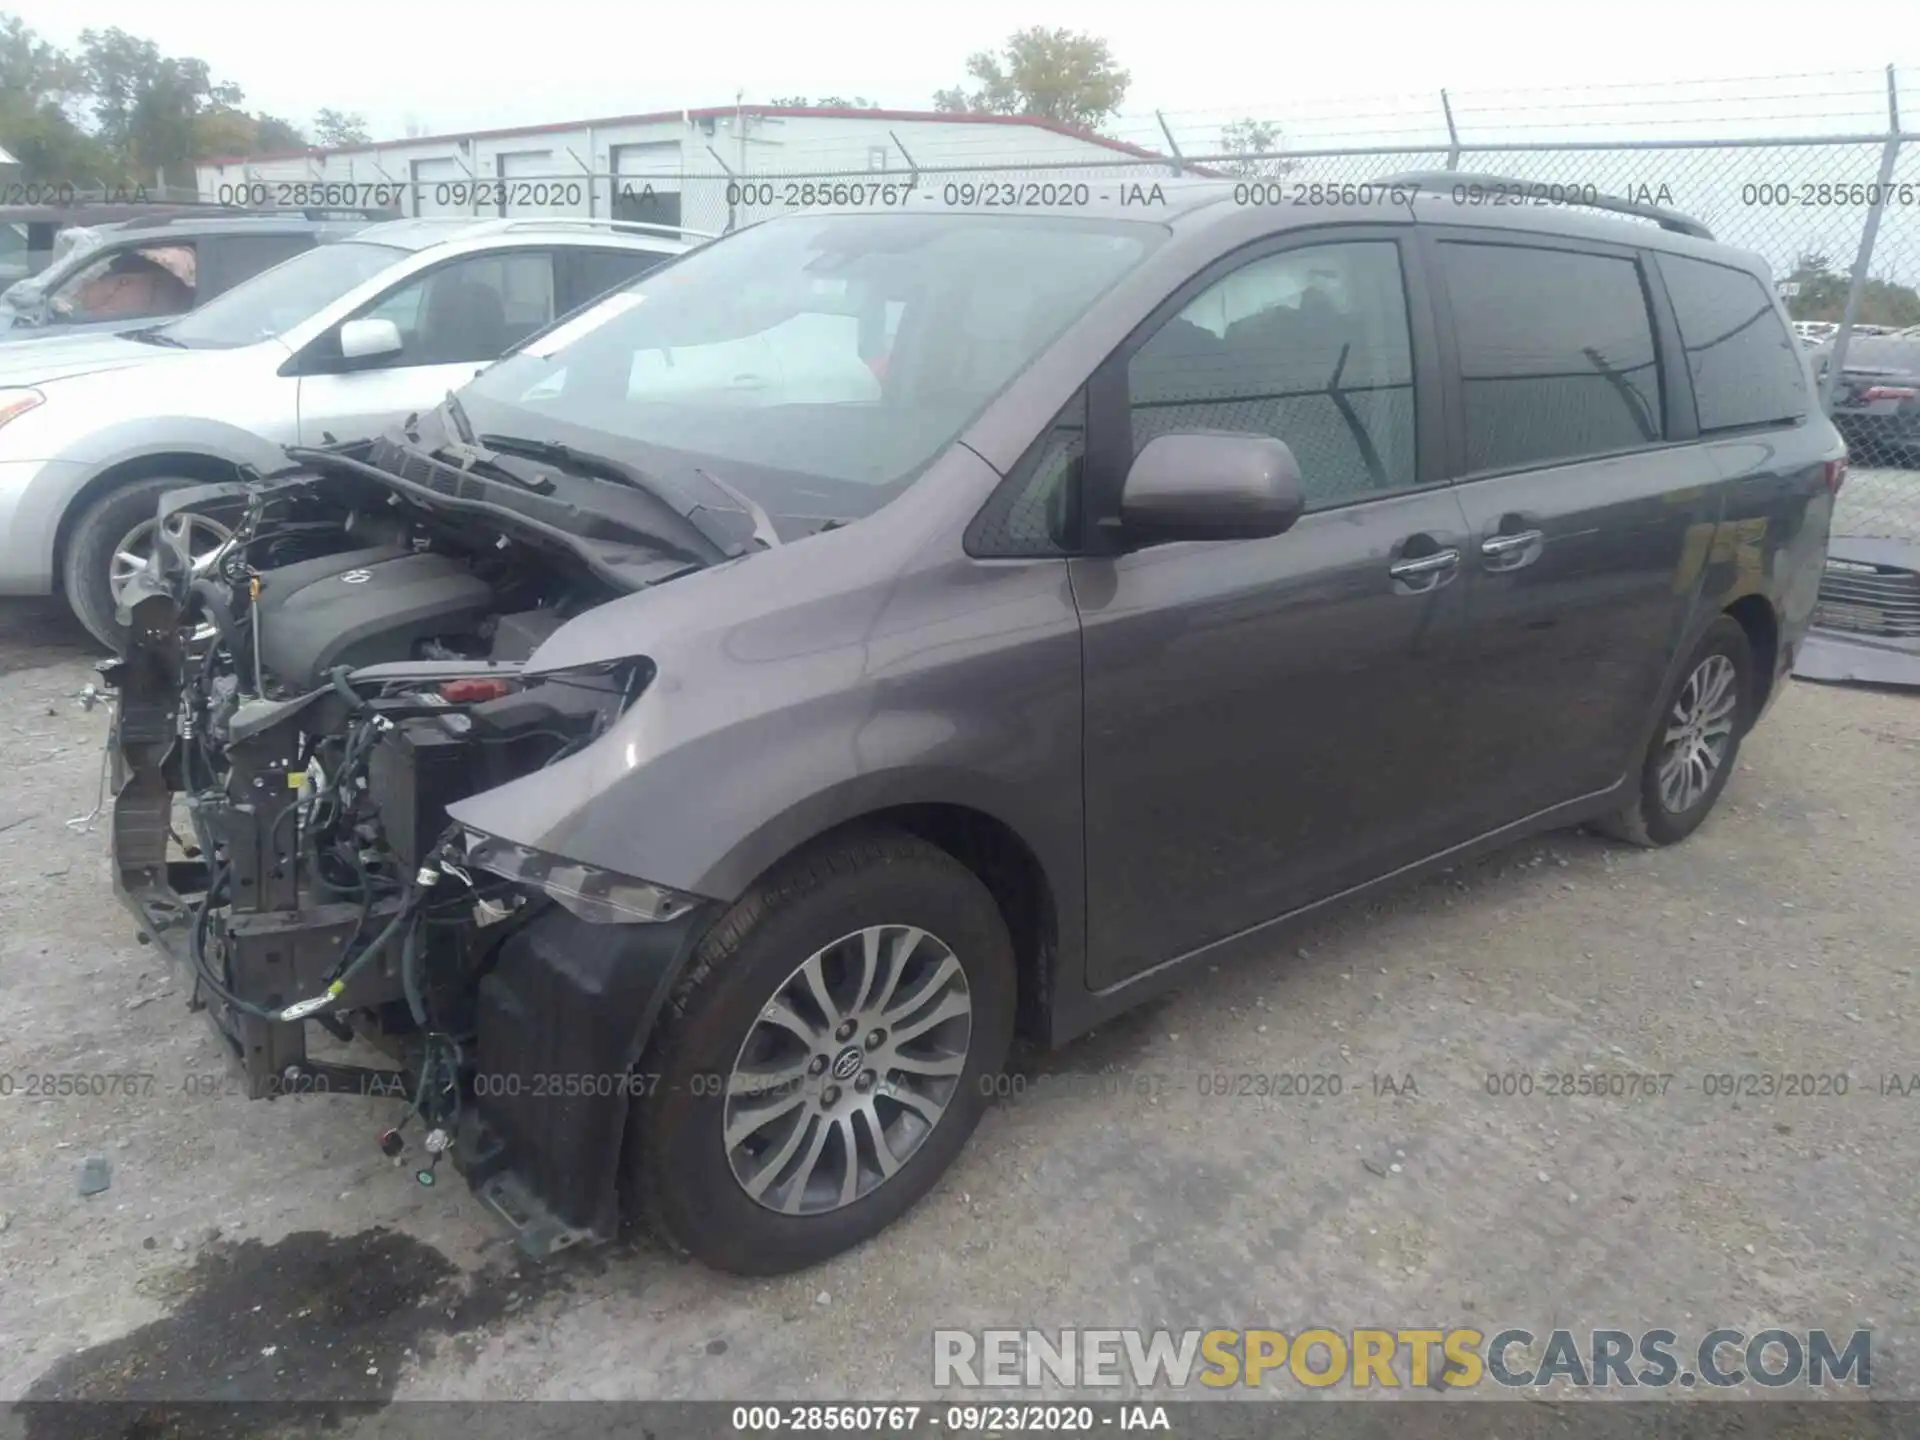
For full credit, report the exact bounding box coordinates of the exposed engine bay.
[101,437,740,1254]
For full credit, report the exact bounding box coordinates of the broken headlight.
[462,831,697,924]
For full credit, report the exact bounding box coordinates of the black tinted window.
[569,247,669,308]
[1128,240,1416,507]
[206,233,315,294]
[1441,243,1662,472]
[1657,254,1807,430]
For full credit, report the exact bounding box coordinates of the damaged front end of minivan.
[101,443,735,1256]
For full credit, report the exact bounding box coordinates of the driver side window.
[50,243,198,325]
[1127,240,1417,508]
[343,250,556,367]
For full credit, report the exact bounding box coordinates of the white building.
[195,104,1180,234]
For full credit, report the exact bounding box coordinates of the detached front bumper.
[1794,536,1920,688]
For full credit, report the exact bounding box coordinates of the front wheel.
[626,829,1017,1275]
[1599,615,1753,847]
[61,477,233,652]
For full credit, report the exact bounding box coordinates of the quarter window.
[1439,242,1663,473]
[969,389,1085,556]
[1656,253,1808,431]
[1127,241,1417,507]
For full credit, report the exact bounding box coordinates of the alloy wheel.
[724,924,973,1215]
[1655,653,1738,814]
[108,512,233,609]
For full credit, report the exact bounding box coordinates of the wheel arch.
[1721,591,1781,716]
[758,803,1062,1046]
[52,451,245,590]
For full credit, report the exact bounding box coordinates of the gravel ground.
[1,593,1917,1432]
[1835,464,1920,541]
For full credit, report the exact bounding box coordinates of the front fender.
[446,441,1085,910]
[59,412,296,480]
[8,418,298,587]
[452,590,1082,903]
[451,604,1084,901]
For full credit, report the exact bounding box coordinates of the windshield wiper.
[121,326,187,348]
[475,433,734,565]
[478,434,647,487]
[445,388,479,443]
[428,447,555,494]
[694,466,784,550]
[424,394,560,490]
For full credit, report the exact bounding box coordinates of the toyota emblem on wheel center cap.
[831,1047,864,1080]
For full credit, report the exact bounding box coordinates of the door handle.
[1479,529,1545,572]
[1388,549,1460,579]
[1481,530,1544,556]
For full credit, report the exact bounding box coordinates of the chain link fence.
[229,75,1920,545]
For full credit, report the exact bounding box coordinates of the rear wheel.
[61,477,232,651]
[626,829,1016,1275]
[1599,615,1753,848]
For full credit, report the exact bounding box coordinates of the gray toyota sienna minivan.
[109,174,1843,1274]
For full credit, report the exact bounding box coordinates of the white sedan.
[0,216,695,646]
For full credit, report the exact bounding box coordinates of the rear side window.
[568,247,670,309]
[1440,242,1663,473]
[1657,253,1807,431]
[206,233,315,295]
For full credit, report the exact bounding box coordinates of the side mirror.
[338,317,404,362]
[1120,432,1306,544]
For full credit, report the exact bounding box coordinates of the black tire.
[626,828,1016,1275]
[61,476,217,652]
[1598,615,1754,848]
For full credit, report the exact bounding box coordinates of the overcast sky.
[10,0,1916,148]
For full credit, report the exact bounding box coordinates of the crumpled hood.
[0,330,187,384]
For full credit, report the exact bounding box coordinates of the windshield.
[459,212,1159,506]
[158,240,406,349]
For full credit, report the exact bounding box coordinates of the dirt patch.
[0,599,96,680]
[16,1227,566,1440]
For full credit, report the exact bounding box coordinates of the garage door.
[611,142,683,228]
[409,156,466,216]
[496,149,583,217]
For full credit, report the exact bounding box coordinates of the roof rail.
[492,217,717,241]
[1374,171,1714,241]
[116,205,399,229]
